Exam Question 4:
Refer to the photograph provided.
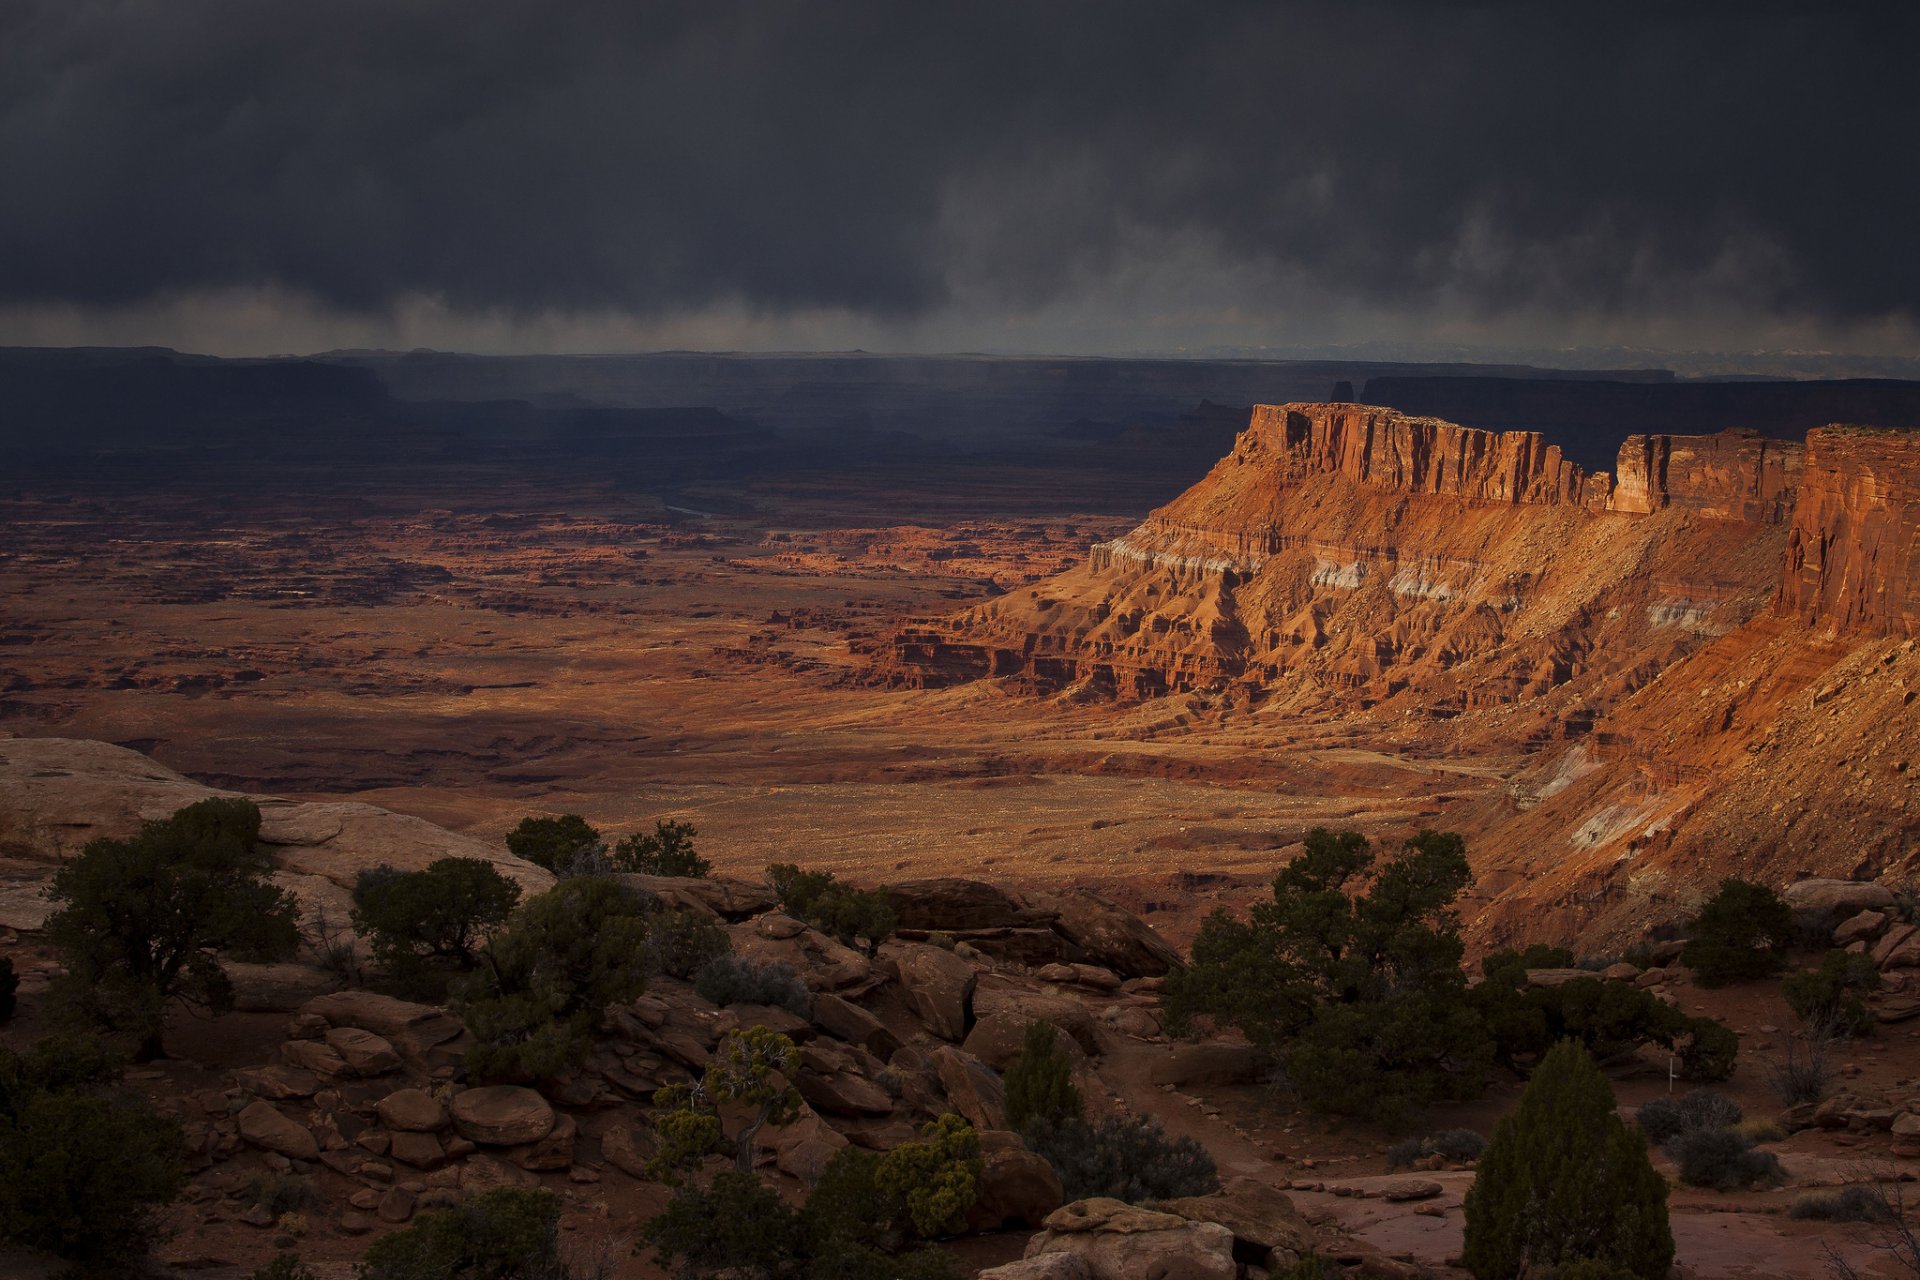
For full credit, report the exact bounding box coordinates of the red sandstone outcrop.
[1778,427,1920,637]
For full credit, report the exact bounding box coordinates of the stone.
[1784,879,1897,918]
[337,1212,373,1235]
[601,1121,655,1178]
[616,873,777,919]
[1380,1179,1444,1202]
[969,1139,1065,1230]
[377,1088,450,1133]
[235,1101,319,1161]
[235,1064,321,1100]
[513,1113,577,1171]
[1877,926,1920,970]
[388,1130,446,1170]
[796,1070,895,1117]
[1525,968,1592,988]
[1635,967,1668,988]
[1023,889,1184,979]
[756,912,808,940]
[887,878,1028,930]
[1026,1197,1236,1280]
[281,1039,350,1076]
[376,1186,415,1223]
[324,1026,402,1076]
[810,992,902,1057]
[240,1204,275,1228]
[964,1010,1090,1072]
[459,1154,540,1192]
[929,1045,1007,1132]
[1601,962,1640,982]
[1146,1041,1259,1088]
[770,1112,849,1181]
[1892,1113,1920,1137]
[1157,1177,1317,1261]
[300,991,464,1054]
[894,944,977,1041]
[1835,909,1891,946]
[450,1086,556,1146]
[978,1258,1095,1280]
[1101,1005,1161,1038]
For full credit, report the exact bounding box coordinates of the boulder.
[377,1088,450,1133]
[1157,1177,1316,1264]
[388,1131,445,1170]
[810,992,902,1058]
[756,913,808,940]
[1024,889,1183,979]
[888,878,1028,931]
[770,1112,849,1181]
[281,1039,350,1076]
[1146,1042,1260,1088]
[376,1186,415,1224]
[1876,926,1920,970]
[324,1026,402,1076]
[1835,909,1891,947]
[235,1064,321,1100]
[929,1045,1008,1132]
[615,874,777,920]
[969,1134,1065,1230]
[450,1086,556,1146]
[459,1154,539,1192]
[964,1010,1091,1072]
[236,1101,319,1161]
[600,1121,655,1178]
[972,983,1101,1054]
[1785,879,1896,918]
[796,1070,896,1117]
[1026,1198,1236,1280]
[1524,968,1592,988]
[893,944,977,1041]
[978,1257,1095,1280]
[513,1113,576,1171]
[300,991,464,1054]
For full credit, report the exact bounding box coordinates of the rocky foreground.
[5,737,1920,1278]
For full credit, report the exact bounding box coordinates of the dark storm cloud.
[0,0,1914,336]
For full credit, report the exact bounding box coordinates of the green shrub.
[1782,951,1881,1035]
[243,1168,316,1216]
[1475,972,1738,1082]
[455,877,652,1082]
[767,863,897,956]
[1463,1040,1672,1280]
[644,908,731,980]
[650,1027,802,1178]
[503,814,601,873]
[1788,1185,1897,1223]
[1480,945,1576,985]
[1635,1089,1742,1145]
[641,1170,807,1280]
[1162,828,1491,1121]
[1005,1020,1083,1132]
[1681,879,1793,987]
[1023,1113,1218,1204]
[694,954,809,1015]
[1668,1126,1783,1191]
[0,1035,187,1275]
[352,858,522,988]
[252,1255,320,1280]
[612,821,711,878]
[44,797,300,1059]
[358,1186,583,1279]
[875,1114,983,1238]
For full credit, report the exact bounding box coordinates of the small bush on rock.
[455,877,652,1083]
[1005,1020,1083,1133]
[612,821,710,878]
[1783,951,1881,1035]
[1669,1126,1784,1191]
[767,863,897,956]
[1789,1185,1898,1223]
[352,857,522,989]
[644,908,731,980]
[1682,878,1793,987]
[358,1186,592,1279]
[1023,1113,1218,1204]
[1635,1089,1742,1146]
[504,814,601,873]
[694,954,810,1015]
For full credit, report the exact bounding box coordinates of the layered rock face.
[883,405,1801,744]
[1778,427,1920,636]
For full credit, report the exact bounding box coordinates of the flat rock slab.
[451,1085,555,1146]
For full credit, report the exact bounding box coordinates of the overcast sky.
[1,1,1914,359]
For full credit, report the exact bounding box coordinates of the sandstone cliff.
[882,406,1920,945]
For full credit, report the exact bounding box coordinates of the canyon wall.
[881,404,1920,946]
